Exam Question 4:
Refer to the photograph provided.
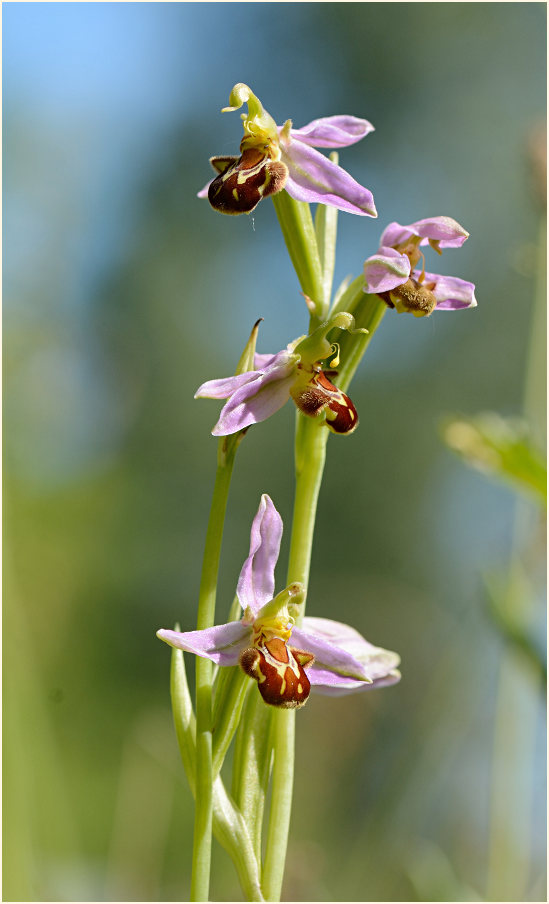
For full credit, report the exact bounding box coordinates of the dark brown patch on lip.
[324,397,359,434]
[316,372,359,435]
[208,148,288,215]
[293,384,330,417]
[239,642,314,709]
[291,369,359,434]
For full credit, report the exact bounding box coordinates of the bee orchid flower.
[363,216,478,317]
[198,83,377,217]
[195,313,365,436]
[157,495,400,708]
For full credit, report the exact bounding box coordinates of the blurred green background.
[3,3,546,901]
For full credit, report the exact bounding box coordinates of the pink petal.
[363,246,410,293]
[291,626,368,683]
[195,372,261,400]
[254,350,290,369]
[293,614,398,681]
[381,216,469,249]
[237,494,283,616]
[282,141,377,217]
[301,615,370,647]
[309,667,401,695]
[212,357,297,435]
[156,622,250,666]
[197,181,212,199]
[288,115,374,148]
[296,615,401,685]
[412,216,469,247]
[415,270,478,310]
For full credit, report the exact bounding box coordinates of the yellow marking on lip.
[236,160,266,184]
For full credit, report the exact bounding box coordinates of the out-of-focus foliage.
[3,3,546,902]
[443,413,547,504]
[443,409,546,680]
[484,568,546,685]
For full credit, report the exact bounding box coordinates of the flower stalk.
[262,414,327,902]
[262,191,395,898]
[190,322,262,901]
[262,192,333,899]
[192,444,238,902]
[261,294,388,899]
[264,191,342,899]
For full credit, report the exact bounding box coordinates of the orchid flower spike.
[157,495,400,708]
[198,83,377,217]
[363,216,477,317]
[195,313,366,436]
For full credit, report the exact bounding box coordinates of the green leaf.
[170,645,264,901]
[170,639,197,791]
[231,690,274,863]
[329,272,363,318]
[330,273,353,313]
[271,191,324,322]
[235,318,262,375]
[483,571,546,685]
[212,778,265,902]
[314,159,339,319]
[212,665,251,777]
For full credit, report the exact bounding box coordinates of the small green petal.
[222,82,279,151]
[294,311,367,365]
[255,582,305,624]
[235,318,262,375]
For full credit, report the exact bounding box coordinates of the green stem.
[336,294,387,395]
[229,412,329,901]
[272,192,324,326]
[261,706,296,901]
[314,171,339,320]
[262,200,388,899]
[287,416,330,597]
[261,295,389,900]
[192,444,237,902]
[262,416,328,902]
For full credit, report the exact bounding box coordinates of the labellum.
[239,637,315,708]
[207,148,288,215]
[291,366,359,435]
[385,278,438,317]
